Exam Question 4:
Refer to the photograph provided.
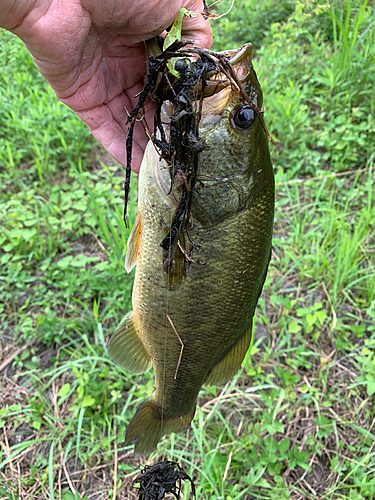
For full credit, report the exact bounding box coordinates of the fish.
[108,43,275,455]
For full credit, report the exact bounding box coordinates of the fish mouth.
[204,43,254,94]
[199,43,263,126]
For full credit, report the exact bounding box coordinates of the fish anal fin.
[125,213,142,273]
[108,313,151,374]
[205,325,252,386]
[125,398,195,455]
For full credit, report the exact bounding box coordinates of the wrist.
[0,0,38,31]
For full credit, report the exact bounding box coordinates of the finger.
[76,92,154,173]
[181,0,213,49]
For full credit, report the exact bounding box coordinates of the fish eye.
[232,105,255,129]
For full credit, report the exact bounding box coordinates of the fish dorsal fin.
[125,214,142,273]
[205,324,252,386]
[108,313,151,374]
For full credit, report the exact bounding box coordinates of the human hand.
[5,0,212,172]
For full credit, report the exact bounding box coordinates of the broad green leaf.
[95,261,109,271]
[72,200,87,211]
[57,383,70,398]
[32,419,42,430]
[316,310,326,324]
[164,8,189,50]
[48,216,60,225]
[23,219,38,227]
[273,420,284,433]
[279,438,290,452]
[81,395,96,407]
[57,255,73,268]
[367,378,375,396]
[306,313,316,326]
[288,321,301,333]
[1,253,12,264]
[163,8,195,77]
[361,347,371,355]
[70,255,100,267]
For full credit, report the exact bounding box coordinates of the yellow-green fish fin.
[205,325,252,386]
[108,313,151,374]
[125,398,195,455]
[162,227,186,288]
[125,214,141,273]
[166,243,186,288]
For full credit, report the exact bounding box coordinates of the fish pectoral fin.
[166,244,185,288]
[125,213,141,273]
[163,228,186,288]
[108,313,151,374]
[204,324,252,386]
[126,398,196,456]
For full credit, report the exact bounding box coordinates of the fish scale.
[108,44,275,455]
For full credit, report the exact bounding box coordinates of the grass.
[0,0,375,498]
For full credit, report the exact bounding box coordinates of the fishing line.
[161,104,173,448]
[153,47,216,451]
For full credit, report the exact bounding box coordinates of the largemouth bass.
[109,44,275,455]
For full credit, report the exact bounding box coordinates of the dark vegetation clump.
[132,460,196,500]
[124,37,267,272]
[124,37,217,272]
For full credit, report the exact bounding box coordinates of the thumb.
[181,1,213,49]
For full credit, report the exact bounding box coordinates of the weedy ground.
[0,0,374,499]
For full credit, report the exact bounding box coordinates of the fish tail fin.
[125,398,195,455]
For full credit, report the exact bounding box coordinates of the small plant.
[289,301,327,339]
[354,338,375,396]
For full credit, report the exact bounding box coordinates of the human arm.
[0,0,212,171]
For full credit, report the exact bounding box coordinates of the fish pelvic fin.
[204,324,252,386]
[125,213,141,273]
[108,313,151,374]
[125,399,195,456]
